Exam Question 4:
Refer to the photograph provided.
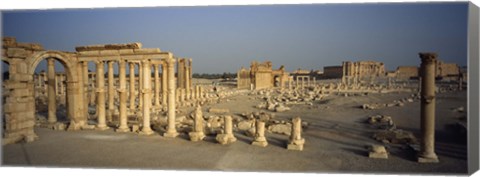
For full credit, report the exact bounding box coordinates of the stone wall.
[396,66,418,80]
[323,66,343,78]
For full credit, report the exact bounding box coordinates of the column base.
[287,144,304,151]
[216,134,237,145]
[139,129,154,136]
[417,155,439,163]
[116,126,130,133]
[252,140,268,147]
[163,131,179,138]
[188,132,205,142]
[96,125,110,131]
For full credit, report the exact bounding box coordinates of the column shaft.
[140,60,154,135]
[154,64,161,106]
[47,59,57,123]
[117,61,129,132]
[129,63,136,110]
[96,61,108,130]
[164,57,178,137]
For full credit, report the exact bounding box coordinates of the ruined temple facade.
[2,37,198,144]
[237,61,290,90]
[341,60,386,85]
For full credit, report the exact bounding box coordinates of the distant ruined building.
[394,60,461,81]
[237,61,290,90]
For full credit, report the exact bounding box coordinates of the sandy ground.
[1,83,468,174]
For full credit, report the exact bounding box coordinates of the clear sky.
[2,2,468,74]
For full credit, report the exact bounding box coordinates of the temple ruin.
[237,61,290,90]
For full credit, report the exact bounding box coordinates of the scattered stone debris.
[368,145,388,159]
[208,108,230,114]
[373,129,417,144]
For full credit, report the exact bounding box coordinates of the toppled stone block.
[373,129,417,144]
[208,108,230,114]
[268,123,291,136]
[275,105,290,112]
[368,145,388,159]
[53,123,66,131]
[237,120,254,131]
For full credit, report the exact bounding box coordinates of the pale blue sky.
[2,3,468,74]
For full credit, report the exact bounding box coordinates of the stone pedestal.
[216,115,237,145]
[287,117,305,151]
[252,121,268,147]
[189,105,206,141]
[164,57,178,138]
[417,53,439,163]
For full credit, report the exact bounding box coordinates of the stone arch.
[26,51,78,83]
[24,51,87,130]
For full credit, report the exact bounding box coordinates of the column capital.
[166,57,176,65]
[419,52,438,64]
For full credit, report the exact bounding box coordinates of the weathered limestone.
[139,60,154,135]
[95,61,108,130]
[369,145,388,159]
[154,64,161,106]
[116,60,129,132]
[417,53,439,163]
[287,117,305,151]
[189,105,206,141]
[252,121,268,147]
[161,63,167,106]
[107,61,115,122]
[216,115,237,145]
[47,58,57,124]
[164,57,179,138]
[129,62,136,111]
[138,62,143,108]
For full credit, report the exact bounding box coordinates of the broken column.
[287,117,305,151]
[189,105,206,141]
[95,61,108,130]
[164,57,178,138]
[417,53,439,163]
[140,60,154,135]
[116,60,129,132]
[252,120,268,147]
[47,58,57,124]
[216,115,237,145]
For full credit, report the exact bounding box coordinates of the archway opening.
[33,58,69,128]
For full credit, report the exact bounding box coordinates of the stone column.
[175,88,181,103]
[82,61,89,118]
[342,62,346,85]
[154,64,161,106]
[116,60,129,132]
[47,58,57,124]
[138,62,143,108]
[189,105,205,141]
[164,57,178,138]
[181,88,186,102]
[161,63,168,106]
[177,58,185,88]
[252,120,268,147]
[417,53,439,163]
[287,117,305,151]
[95,61,108,130]
[140,60,154,135]
[107,61,115,121]
[129,62,136,110]
[185,59,191,100]
[216,115,237,145]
